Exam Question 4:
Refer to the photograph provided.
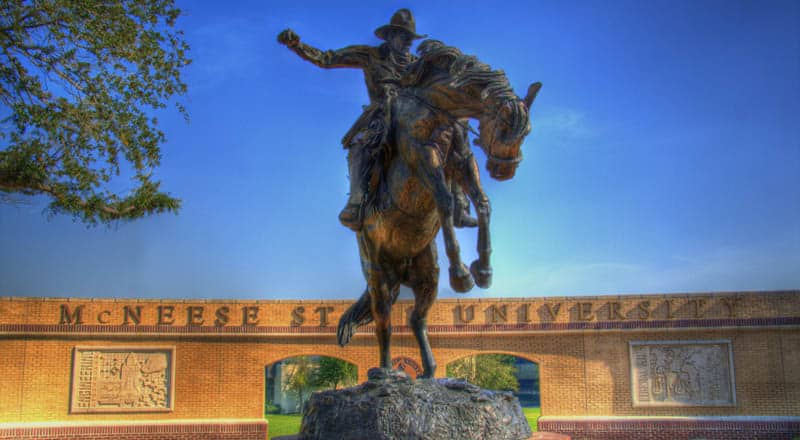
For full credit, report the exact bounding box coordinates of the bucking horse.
[336,40,541,379]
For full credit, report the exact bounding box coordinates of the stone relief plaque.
[70,346,175,413]
[629,340,735,407]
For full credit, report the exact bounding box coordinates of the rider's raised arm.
[291,44,371,69]
[278,29,370,69]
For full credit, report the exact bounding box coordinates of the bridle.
[480,103,525,168]
[399,89,524,167]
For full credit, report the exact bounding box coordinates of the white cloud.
[532,106,595,142]
[485,244,800,297]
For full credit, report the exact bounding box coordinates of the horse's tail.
[337,289,372,347]
[336,286,401,347]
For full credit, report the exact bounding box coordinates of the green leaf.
[0,0,189,226]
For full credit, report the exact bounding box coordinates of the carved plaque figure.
[70,346,174,413]
[629,340,735,407]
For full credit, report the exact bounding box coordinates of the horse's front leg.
[408,241,440,378]
[409,138,473,293]
[460,149,493,289]
[357,231,394,369]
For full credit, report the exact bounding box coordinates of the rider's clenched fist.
[277,29,300,47]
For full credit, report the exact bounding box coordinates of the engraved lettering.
[637,301,651,320]
[122,306,142,325]
[97,310,111,324]
[720,298,739,318]
[187,306,204,325]
[242,306,259,326]
[214,306,230,326]
[609,302,625,320]
[315,306,334,327]
[454,305,475,324]
[157,306,175,325]
[291,306,306,326]
[59,304,85,325]
[577,302,595,321]
[689,299,707,318]
[516,304,531,323]
[487,304,508,324]
[544,303,562,320]
[635,349,649,403]
[665,300,678,319]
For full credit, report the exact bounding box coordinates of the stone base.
[276,434,568,440]
[298,368,532,440]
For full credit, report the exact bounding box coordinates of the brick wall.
[0,291,798,439]
[538,417,800,440]
[0,420,268,440]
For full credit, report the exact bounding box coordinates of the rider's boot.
[453,184,478,228]
[339,146,367,231]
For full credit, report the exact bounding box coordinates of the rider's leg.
[339,142,368,231]
[340,110,386,231]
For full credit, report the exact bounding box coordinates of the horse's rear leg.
[408,242,439,378]
[367,267,396,370]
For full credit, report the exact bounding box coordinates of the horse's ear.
[524,82,542,109]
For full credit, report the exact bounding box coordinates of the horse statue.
[336,40,541,379]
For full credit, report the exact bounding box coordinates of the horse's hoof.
[449,264,474,293]
[470,260,493,289]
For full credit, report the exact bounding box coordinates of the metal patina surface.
[278,8,540,379]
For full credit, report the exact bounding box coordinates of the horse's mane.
[403,40,528,142]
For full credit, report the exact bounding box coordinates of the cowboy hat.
[374,9,427,40]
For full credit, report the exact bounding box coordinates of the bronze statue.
[278,9,476,231]
[279,13,540,379]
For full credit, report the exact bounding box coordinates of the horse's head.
[474,93,534,181]
[410,40,541,181]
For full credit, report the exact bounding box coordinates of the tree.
[282,356,318,412]
[0,0,189,225]
[446,354,519,391]
[313,357,357,390]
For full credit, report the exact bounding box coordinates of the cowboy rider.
[278,9,475,231]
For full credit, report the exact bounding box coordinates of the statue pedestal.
[295,368,533,440]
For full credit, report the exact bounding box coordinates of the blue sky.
[1,0,798,300]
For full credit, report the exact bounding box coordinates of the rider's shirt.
[287,42,415,147]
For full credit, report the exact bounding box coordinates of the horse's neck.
[410,86,484,121]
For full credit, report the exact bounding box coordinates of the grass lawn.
[523,407,541,432]
[265,414,302,439]
[266,407,541,438]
